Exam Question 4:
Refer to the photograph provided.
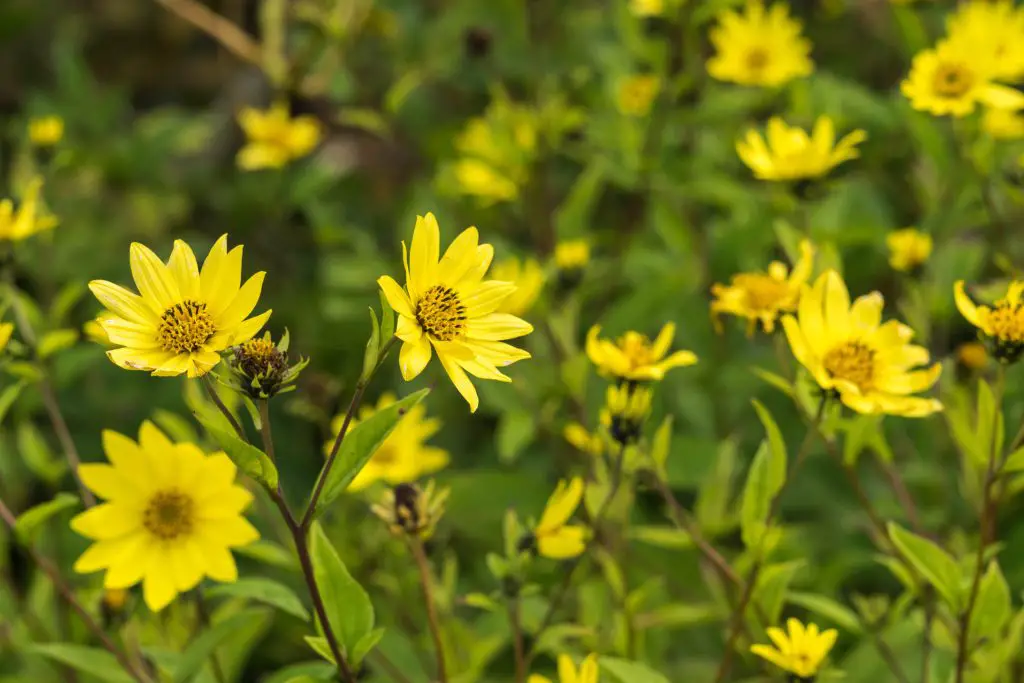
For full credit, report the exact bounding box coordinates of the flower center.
[823,340,875,390]
[734,273,792,311]
[746,47,769,72]
[143,489,195,540]
[988,301,1024,343]
[416,285,467,341]
[619,333,654,368]
[932,63,973,98]
[159,300,215,354]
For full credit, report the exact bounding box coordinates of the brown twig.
[507,595,527,683]
[408,538,448,683]
[152,0,261,65]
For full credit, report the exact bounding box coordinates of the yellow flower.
[957,341,989,371]
[452,159,519,204]
[617,75,660,117]
[377,213,533,412]
[564,422,604,456]
[600,384,653,446]
[707,1,813,88]
[782,271,942,417]
[711,240,815,334]
[982,107,1024,139]
[103,588,129,611]
[326,393,448,492]
[554,240,591,271]
[586,323,697,382]
[490,257,545,316]
[0,322,14,352]
[529,654,600,683]
[71,422,259,611]
[630,0,663,16]
[236,103,320,170]
[751,618,837,679]
[29,116,64,146]
[0,177,59,241]
[946,0,1024,81]
[736,116,867,182]
[901,40,1024,118]
[533,478,588,559]
[886,229,932,273]
[955,280,1024,363]
[88,235,271,378]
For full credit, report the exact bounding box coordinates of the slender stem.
[258,399,276,464]
[369,651,414,683]
[409,538,448,683]
[195,588,227,683]
[39,379,95,507]
[202,376,247,442]
[507,595,527,683]
[151,0,261,64]
[921,587,935,683]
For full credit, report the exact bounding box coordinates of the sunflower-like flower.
[71,422,259,611]
[706,1,813,88]
[490,257,545,317]
[737,116,867,182]
[886,228,932,274]
[782,271,942,417]
[600,384,653,447]
[377,213,533,412]
[530,478,588,559]
[29,116,64,147]
[529,654,599,683]
[955,280,1024,364]
[617,75,661,117]
[88,236,271,378]
[0,177,58,241]
[586,323,697,382]
[236,103,321,170]
[901,40,1024,118]
[711,240,815,334]
[751,618,838,680]
[945,0,1024,81]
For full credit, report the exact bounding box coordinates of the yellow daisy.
[71,422,259,611]
[377,213,534,412]
[751,618,838,679]
[782,271,942,417]
[982,106,1024,139]
[326,393,449,492]
[489,257,545,317]
[88,235,271,378]
[533,478,588,559]
[707,1,813,88]
[236,103,321,170]
[736,116,867,182]
[616,75,661,117]
[886,228,932,273]
[711,240,815,334]
[450,96,538,205]
[529,654,600,683]
[901,40,1024,118]
[946,0,1024,81]
[586,323,697,382]
[0,177,58,241]
[555,240,591,271]
[29,116,64,147]
[955,280,1024,364]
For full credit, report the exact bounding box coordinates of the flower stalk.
[408,537,448,683]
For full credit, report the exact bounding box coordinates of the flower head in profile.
[751,618,837,680]
[782,271,942,417]
[886,229,932,274]
[224,330,307,399]
[531,478,588,559]
[236,103,321,170]
[956,281,1024,364]
[982,107,1024,139]
[707,1,813,88]
[326,393,449,492]
[711,240,815,335]
[372,481,449,539]
[71,422,259,611]
[29,116,64,147]
[600,384,653,447]
[945,0,1024,81]
[529,654,599,683]
[0,177,58,242]
[88,235,271,378]
[564,422,604,457]
[490,257,545,316]
[901,40,1024,117]
[378,213,533,412]
[737,117,866,182]
[617,75,660,117]
[586,323,697,382]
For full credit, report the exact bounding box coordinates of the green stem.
[409,537,448,683]
[202,376,247,442]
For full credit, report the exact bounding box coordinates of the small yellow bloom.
[533,478,588,559]
[327,393,448,492]
[736,116,866,182]
[600,384,653,446]
[617,75,660,117]
[236,103,321,170]
[901,40,1024,118]
[0,322,14,352]
[630,0,664,17]
[490,257,545,316]
[955,280,1024,363]
[982,107,1024,139]
[782,271,943,417]
[103,588,129,611]
[554,240,591,271]
[707,1,813,88]
[564,422,604,456]
[0,177,59,242]
[711,240,815,334]
[957,341,989,371]
[71,422,259,611]
[377,213,533,412]
[946,0,1024,82]
[751,618,837,679]
[529,654,600,683]
[586,323,697,382]
[29,116,64,147]
[886,229,932,273]
[452,159,519,204]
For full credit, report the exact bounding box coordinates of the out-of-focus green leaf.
[888,523,963,610]
[207,578,309,621]
[14,492,79,544]
[172,609,265,683]
[599,657,670,683]
[740,439,784,550]
[28,644,135,683]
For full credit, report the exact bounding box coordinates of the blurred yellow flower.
[452,159,519,204]
[103,588,129,611]
[957,341,989,371]
[377,213,533,412]
[554,240,591,271]
[236,103,320,170]
[782,271,942,417]
[529,654,600,683]
[88,235,271,378]
[617,75,660,117]
[564,422,604,456]
[707,1,813,87]
[29,116,64,147]
[886,228,932,273]
[956,280,1024,363]
[751,618,837,679]
[0,177,59,241]
[711,240,815,334]
[490,257,545,316]
[587,323,697,382]
[327,393,448,492]
[600,384,653,446]
[71,422,259,611]
[533,478,588,559]
[982,107,1024,139]
[0,322,13,352]
[946,0,1024,81]
[630,0,663,15]
[736,116,866,181]
[901,41,1024,117]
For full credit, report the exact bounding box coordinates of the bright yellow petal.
[578,655,599,683]
[954,281,982,328]
[216,271,266,327]
[89,280,159,325]
[168,240,201,300]
[400,336,433,380]
[465,313,534,341]
[537,478,584,532]
[228,310,272,345]
[410,214,440,296]
[557,655,578,683]
[438,351,479,412]
[142,547,179,611]
[70,503,141,540]
[438,226,482,287]
[378,275,415,318]
[650,322,675,360]
[129,243,180,312]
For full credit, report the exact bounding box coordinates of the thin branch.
[507,595,526,683]
[202,377,247,442]
[409,538,448,683]
[152,0,261,64]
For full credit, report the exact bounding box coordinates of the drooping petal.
[954,281,983,328]
[399,336,433,380]
[437,352,479,412]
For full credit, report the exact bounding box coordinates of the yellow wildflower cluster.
[707,1,813,88]
[751,618,838,679]
[236,103,321,170]
[0,177,59,242]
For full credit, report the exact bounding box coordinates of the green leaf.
[650,415,673,475]
[599,656,670,683]
[628,526,693,550]
[787,592,863,634]
[968,562,1011,647]
[172,609,266,683]
[360,307,381,383]
[1004,445,1024,473]
[554,161,606,237]
[749,367,794,398]
[752,560,804,627]
[463,593,500,611]
[311,388,429,517]
[18,421,66,484]
[262,661,335,683]
[350,627,385,667]
[496,410,536,463]
[378,292,395,344]
[206,578,309,621]
[37,329,79,359]
[308,522,375,657]
[196,416,278,491]
[29,644,136,683]
[751,400,787,465]
[888,523,963,610]
[234,540,296,569]
[696,437,737,534]
[976,379,1003,468]
[303,636,335,664]
[15,492,79,543]
[0,380,27,425]
[740,439,785,549]
[49,282,86,325]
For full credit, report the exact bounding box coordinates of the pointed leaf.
[196,416,278,491]
[888,523,963,610]
[28,644,135,683]
[740,440,784,549]
[206,578,309,621]
[15,492,79,543]
[308,522,375,656]
[599,657,670,683]
[172,609,266,683]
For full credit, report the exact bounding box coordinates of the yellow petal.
[537,478,585,532]
[578,654,600,683]
[400,336,433,380]
[954,281,982,328]
[438,352,479,412]
[77,463,134,501]
[228,309,272,345]
[89,280,159,325]
[168,240,201,300]
[378,275,415,318]
[129,243,180,312]
[410,213,440,296]
[71,503,141,540]
[143,547,179,611]
[557,655,578,683]
[216,271,266,327]
[650,322,676,360]
[538,526,588,559]
[438,226,481,287]
[465,313,534,341]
